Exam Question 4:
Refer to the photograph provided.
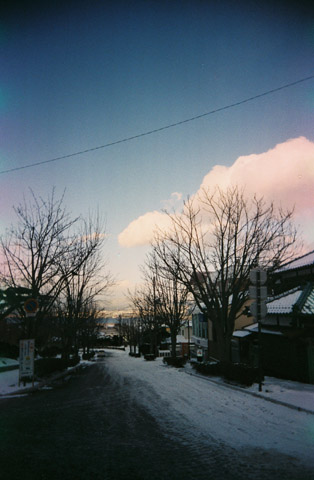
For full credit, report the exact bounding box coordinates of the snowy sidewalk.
[184,362,314,414]
[0,362,89,398]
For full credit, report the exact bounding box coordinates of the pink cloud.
[119,137,314,248]
[200,136,314,215]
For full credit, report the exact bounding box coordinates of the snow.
[244,323,284,335]
[0,357,19,368]
[232,330,252,338]
[275,250,314,272]
[103,349,314,467]
[1,351,314,466]
[0,367,39,396]
[0,359,93,397]
[266,288,302,314]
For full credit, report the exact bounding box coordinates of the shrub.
[163,356,186,368]
[192,360,259,386]
[35,356,80,377]
[192,361,220,376]
[40,346,61,358]
[221,362,260,386]
[144,354,156,361]
[82,351,95,360]
[35,358,68,377]
[0,342,19,359]
[68,355,80,367]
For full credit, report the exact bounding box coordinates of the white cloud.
[118,210,172,248]
[118,137,314,248]
[161,191,183,210]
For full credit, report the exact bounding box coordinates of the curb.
[0,363,85,397]
[184,369,314,416]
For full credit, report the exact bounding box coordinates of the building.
[232,251,314,383]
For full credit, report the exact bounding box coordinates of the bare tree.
[154,186,299,363]
[0,189,112,348]
[144,253,189,358]
[128,281,162,356]
[53,215,113,359]
[119,316,141,355]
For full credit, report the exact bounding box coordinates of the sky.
[1,1,314,311]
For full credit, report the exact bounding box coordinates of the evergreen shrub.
[163,356,186,368]
[35,358,67,377]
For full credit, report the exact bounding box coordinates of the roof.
[232,330,252,338]
[266,283,314,315]
[274,250,314,273]
[244,323,283,336]
[0,357,19,367]
[267,288,303,314]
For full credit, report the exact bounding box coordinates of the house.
[97,317,121,338]
[232,251,314,383]
[192,301,254,361]
[270,250,314,294]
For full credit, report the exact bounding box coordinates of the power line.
[1,74,313,175]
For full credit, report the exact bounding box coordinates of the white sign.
[19,339,35,379]
[249,285,267,301]
[250,301,267,319]
[249,268,267,285]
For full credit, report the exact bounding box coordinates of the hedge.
[192,361,259,386]
[35,355,80,377]
[163,356,187,368]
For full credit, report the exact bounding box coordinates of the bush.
[68,355,80,367]
[163,356,186,368]
[35,358,68,377]
[192,361,258,386]
[144,354,156,361]
[221,362,260,386]
[39,346,61,358]
[192,361,220,376]
[35,355,80,377]
[82,351,95,360]
[0,342,19,359]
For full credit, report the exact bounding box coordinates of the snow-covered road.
[104,349,314,469]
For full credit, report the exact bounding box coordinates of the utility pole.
[152,276,156,356]
[249,268,267,392]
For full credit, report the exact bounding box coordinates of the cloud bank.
[118,210,173,248]
[118,137,314,248]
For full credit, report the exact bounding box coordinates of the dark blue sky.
[1,1,313,308]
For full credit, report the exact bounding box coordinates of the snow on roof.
[243,323,283,335]
[274,250,314,273]
[165,335,189,344]
[232,330,252,338]
[0,357,19,367]
[301,286,314,314]
[245,323,283,335]
[192,304,206,315]
[265,284,314,315]
[244,322,258,331]
[266,288,303,314]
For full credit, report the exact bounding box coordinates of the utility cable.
[1,74,313,175]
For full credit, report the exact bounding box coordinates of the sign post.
[19,298,38,387]
[19,339,35,387]
[249,268,267,392]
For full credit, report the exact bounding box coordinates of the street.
[0,351,313,480]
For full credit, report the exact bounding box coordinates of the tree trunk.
[171,332,177,358]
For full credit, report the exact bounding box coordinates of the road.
[0,351,313,480]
